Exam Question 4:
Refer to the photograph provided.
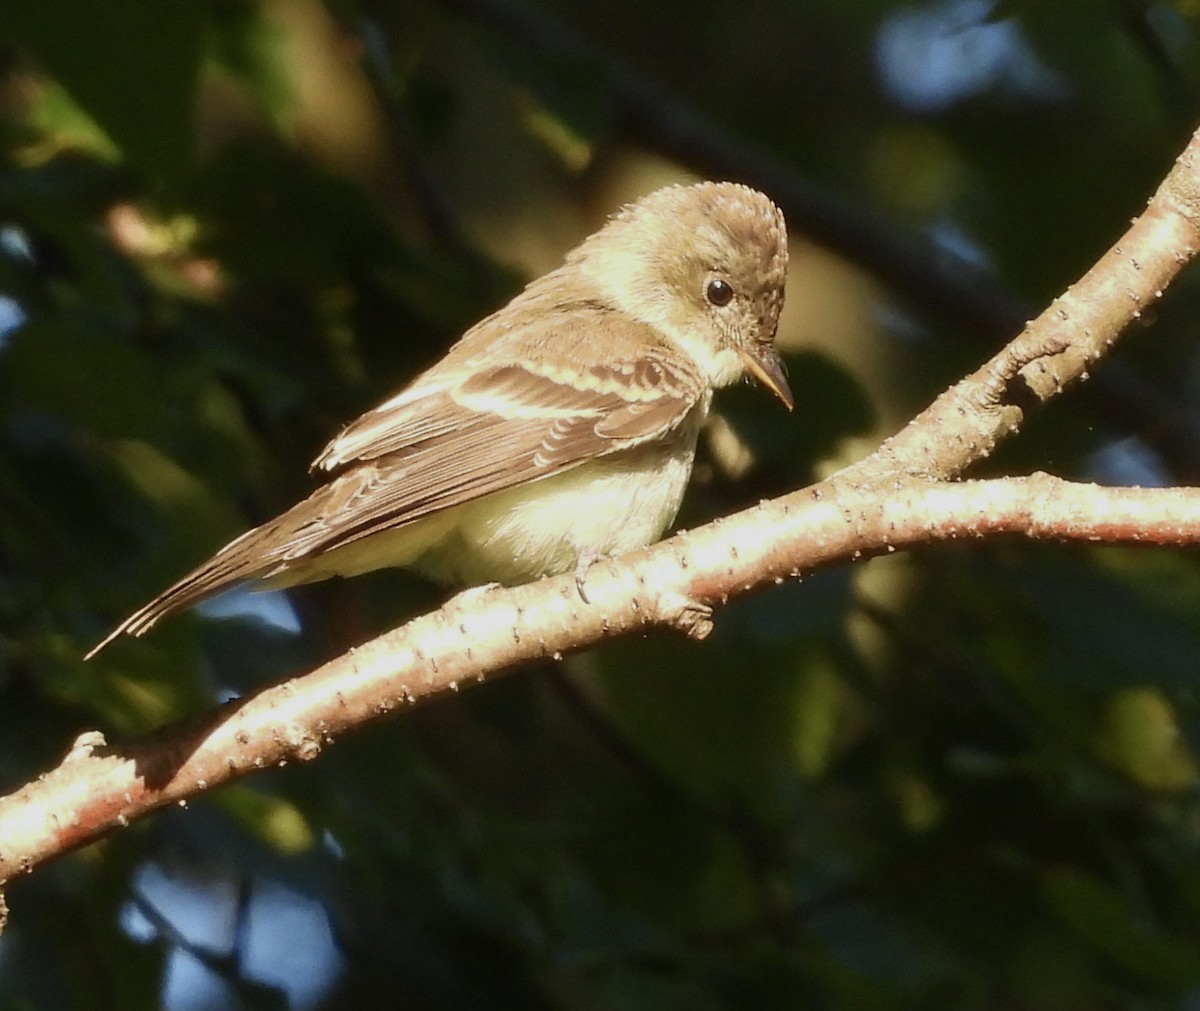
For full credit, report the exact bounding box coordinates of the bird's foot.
[572,551,608,604]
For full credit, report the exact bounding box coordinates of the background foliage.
[4,1,1200,1008]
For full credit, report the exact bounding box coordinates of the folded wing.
[88,318,704,653]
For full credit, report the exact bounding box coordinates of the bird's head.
[574,181,792,408]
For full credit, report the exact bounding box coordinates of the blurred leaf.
[1,317,166,438]
[1094,687,1196,790]
[206,2,294,124]
[6,1,204,182]
[1044,867,1200,989]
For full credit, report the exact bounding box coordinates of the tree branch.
[855,131,1200,481]
[3,119,1200,889]
[4,472,1200,882]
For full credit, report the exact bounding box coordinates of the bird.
[86,180,791,658]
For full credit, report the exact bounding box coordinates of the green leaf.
[7,0,204,182]
[1044,867,1200,989]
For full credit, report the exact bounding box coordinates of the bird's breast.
[415,421,703,586]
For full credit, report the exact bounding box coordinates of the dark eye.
[705,278,734,307]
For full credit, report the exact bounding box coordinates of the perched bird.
[87,181,790,658]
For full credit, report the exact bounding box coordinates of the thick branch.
[4,119,1200,887]
[4,474,1200,881]
[854,136,1200,481]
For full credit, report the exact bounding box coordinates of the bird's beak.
[741,344,794,411]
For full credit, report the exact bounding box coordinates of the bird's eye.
[705,278,734,307]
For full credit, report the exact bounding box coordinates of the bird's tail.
[84,519,286,660]
[84,475,367,660]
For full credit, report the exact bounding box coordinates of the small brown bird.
[87,181,790,657]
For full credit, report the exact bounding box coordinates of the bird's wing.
[300,343,706,549]
[85,323,704,654]
[313,301,703,469]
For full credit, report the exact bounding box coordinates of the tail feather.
[85,474,369,659]
[85,521,283,659]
